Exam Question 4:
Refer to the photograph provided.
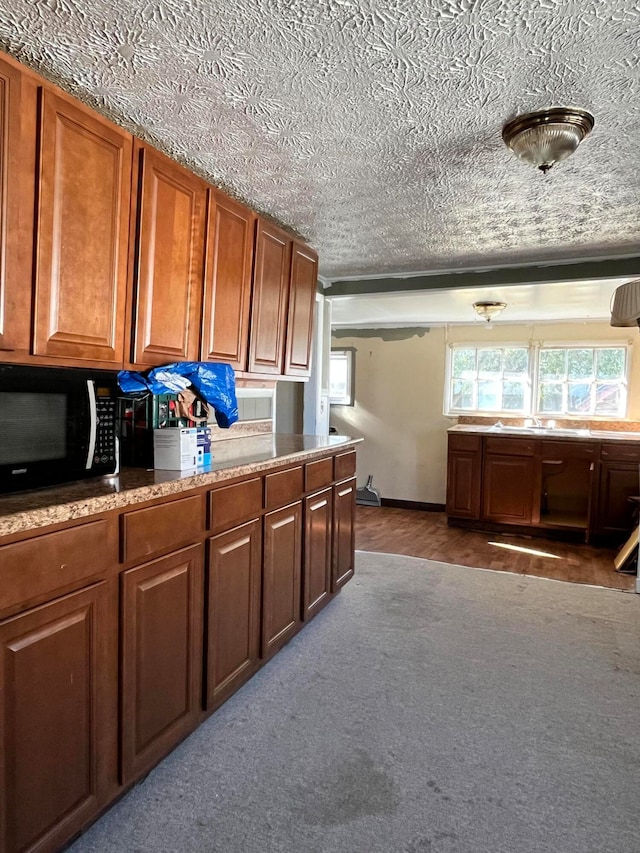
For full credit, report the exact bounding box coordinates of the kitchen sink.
[542,428,591,437]
[490,424,591,438]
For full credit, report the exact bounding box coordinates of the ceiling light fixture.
[473,301,507,323]
[502,107,595,174]
[610,280,640,329]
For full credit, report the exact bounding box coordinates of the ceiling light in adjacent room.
[473,301,507,323]
[502,107,595,174]
[610,279,640,329]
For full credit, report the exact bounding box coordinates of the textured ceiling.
[1,0,639,280]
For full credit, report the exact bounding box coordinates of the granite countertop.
[0,434,362,538]
[448,424,640,441]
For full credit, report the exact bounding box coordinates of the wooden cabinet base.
[447,514,591,543]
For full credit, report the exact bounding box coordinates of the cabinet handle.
[60,563,67,570]
[542,459,563,465]
[0,346,15,352]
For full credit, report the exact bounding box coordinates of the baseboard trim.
[380,499,446,512]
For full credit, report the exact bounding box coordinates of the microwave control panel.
[94,391,117,469]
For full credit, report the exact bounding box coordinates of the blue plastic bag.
[118,362,238,428]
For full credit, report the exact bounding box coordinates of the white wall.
[330,321,640,504]
[330,328,450,503]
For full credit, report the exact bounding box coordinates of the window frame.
[533,341,631,420]
[444,340,631,420]
[444,342,532,418]
[329,347,356,406]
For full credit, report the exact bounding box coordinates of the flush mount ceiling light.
[473,301,507,323]
[502,107,595,174]
[610,280,640,329]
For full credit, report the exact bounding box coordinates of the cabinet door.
[34,89,132,365]
[248,220,291,374]
[121,544,203,784]
[0,56,35,360]
[284,242,318,377]
[333,478,356,591]
[482,454,537,524]
[446,452,481,519]
[206,519,261,710]
[130,144,207,366]
[262,502,302,659]
[303,488,333,620]
[595,462,640,535]
[0,582,110,853]
[201,190,256,370]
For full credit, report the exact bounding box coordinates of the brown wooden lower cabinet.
[482,453,537,525]
[0,445,359,853]
[262,501,302,660]
[120,544,203,784]
[595,461,640,535]
[206,519,262,710]
[333,478,356,591]
[0,582,111,853]
[447,431,640,543]
[303,488,333,620]
[446,450,481,519]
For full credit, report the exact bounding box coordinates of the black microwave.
[0,364,119,494]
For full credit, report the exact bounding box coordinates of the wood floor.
[355,506,636,592]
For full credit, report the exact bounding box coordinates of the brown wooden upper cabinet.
[201,190,256,370]
[129,143,207,367]
[33,88,132,365]
[248,219,292,374]
[0,55,36,361]
[284,242,318,377]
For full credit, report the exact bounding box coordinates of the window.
[446,342,629,419]
[536,346,627,417]
[447,345,531,415]
[330,348,355,406]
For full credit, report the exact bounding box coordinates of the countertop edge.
[447,425,640,442]
[0,435,363,539]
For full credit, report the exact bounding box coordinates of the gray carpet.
[69,552,640,853]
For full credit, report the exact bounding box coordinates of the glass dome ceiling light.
[502,107,595,174]
[473,301,507,323]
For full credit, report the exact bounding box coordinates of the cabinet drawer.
[485,436,535,456]
[600,442,640,462]
[0,518,116,613]
[334,450,356,481]
[121,494,204,563]
[264,466,303,510]
[305,457,334,492]
[540,440,595,460]
[209,477,263,533]
[448,433,481,453]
